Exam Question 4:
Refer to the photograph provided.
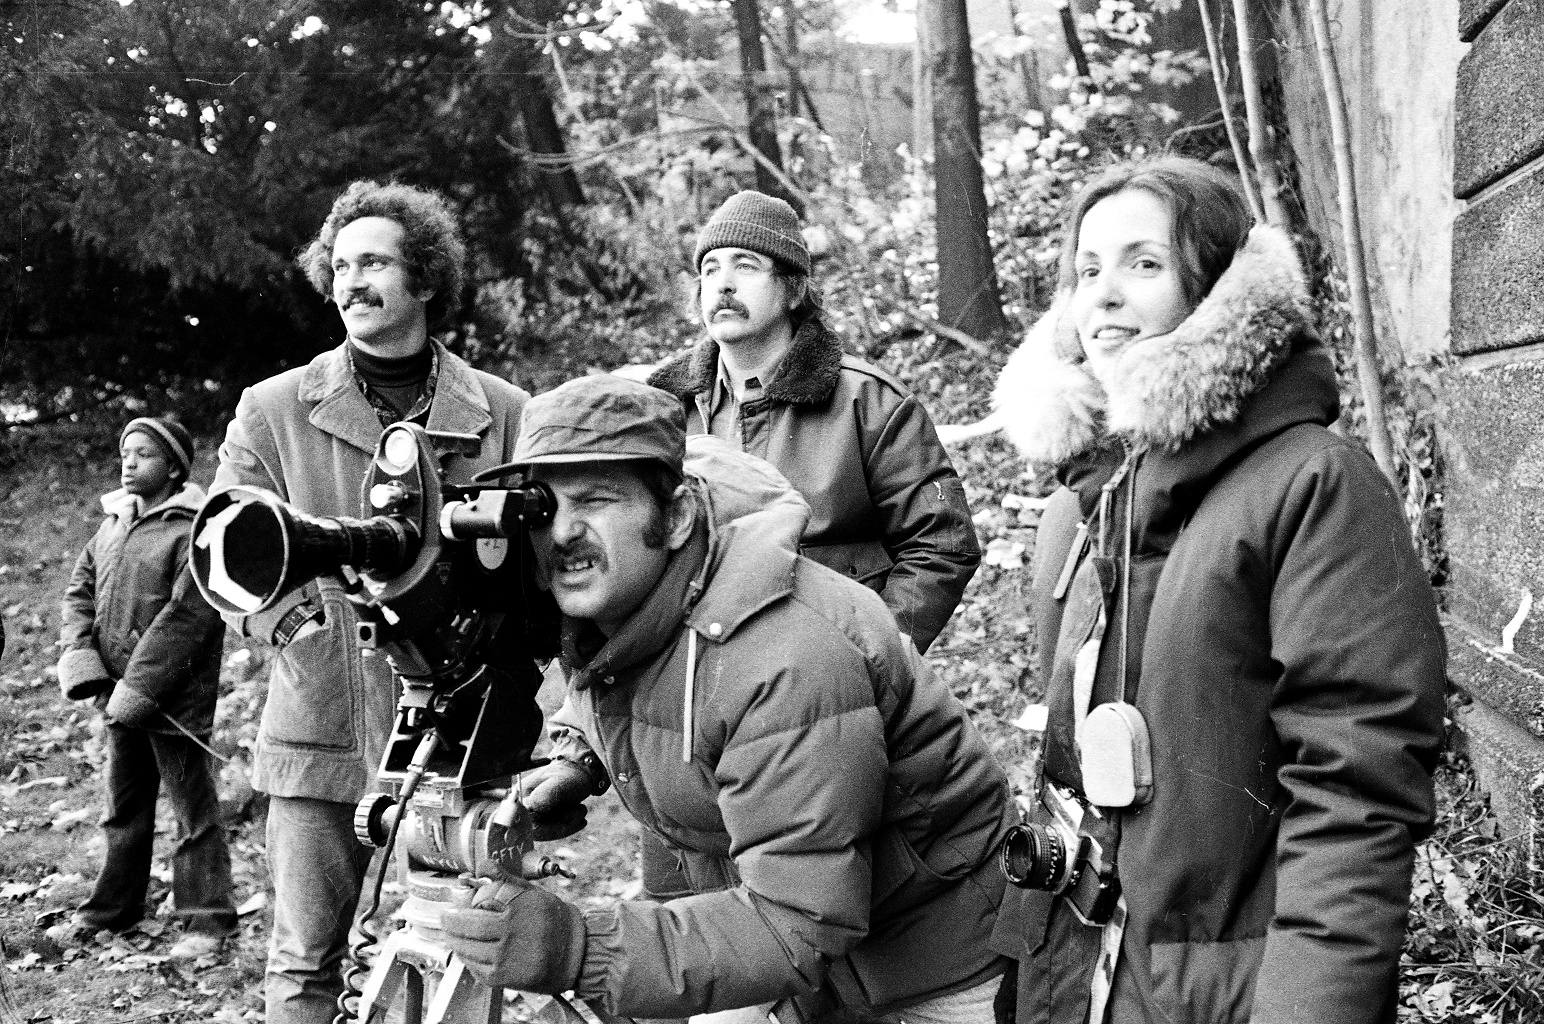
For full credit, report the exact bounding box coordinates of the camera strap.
[1086,896,1128,1024]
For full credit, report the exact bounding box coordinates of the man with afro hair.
[211,180,540,1024]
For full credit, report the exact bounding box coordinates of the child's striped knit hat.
[121,417,194,480]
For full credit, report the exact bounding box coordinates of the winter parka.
[211,341,535,803]
[549,440,1013,1021]
[988,225,1446,1024]
[60,483,225,736]
[648,321,981,653]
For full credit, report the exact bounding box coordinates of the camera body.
[191,422,564,881]
[999,782,1120,926]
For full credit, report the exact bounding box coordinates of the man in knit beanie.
[649,190,980,655]
[633,190,981,901]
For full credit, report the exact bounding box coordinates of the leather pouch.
[1079,700,1153,807]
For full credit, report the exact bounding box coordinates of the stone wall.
[1441,0,1544,856]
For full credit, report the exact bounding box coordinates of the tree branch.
[1307,0,1397,486]
[1230,0,1290,226]
[1197,0,1264,222]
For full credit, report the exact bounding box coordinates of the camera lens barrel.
[289,510,416,579]
[1000,822,1070,891]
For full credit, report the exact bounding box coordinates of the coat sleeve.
[117,556,225,716]
[211,389,317,645]
[865,394,982,653]
[1252,446,1446,1024]
[574,649,891,1018]
[60,539,100,652]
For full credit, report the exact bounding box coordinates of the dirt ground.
[0,430,1039,1023]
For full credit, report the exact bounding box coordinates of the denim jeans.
[264,795,377,1024]
[79,722,236,935]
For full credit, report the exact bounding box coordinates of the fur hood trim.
[994,223,1309,467]
[647,320,843,405]
[991,291,1104,467]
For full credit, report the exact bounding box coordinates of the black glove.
[522,758,599,842]
[441,878,586,993]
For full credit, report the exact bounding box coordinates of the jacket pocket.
[260,604,360,753]
[1149,936,1265,1024]
[802,540,894,589]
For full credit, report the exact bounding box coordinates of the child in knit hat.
[53,416,236,960]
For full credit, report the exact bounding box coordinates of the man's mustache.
[340,289,382,310]
[711,298,747,317]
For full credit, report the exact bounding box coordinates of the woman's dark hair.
[1057,157,1254,307]
[299,180,467,330]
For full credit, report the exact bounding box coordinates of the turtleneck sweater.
[348,341,432,422]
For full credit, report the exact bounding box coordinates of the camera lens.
[1000,822,1069,891]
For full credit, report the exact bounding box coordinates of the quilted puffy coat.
[549,440,1014,1019]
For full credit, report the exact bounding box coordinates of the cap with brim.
[512,376,686,473]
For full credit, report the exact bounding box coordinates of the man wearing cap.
[211,180,538,1024]
[649,189,980,655]
[439,375,1013,1024]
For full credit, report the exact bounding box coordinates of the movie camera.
[190,422,574,1023]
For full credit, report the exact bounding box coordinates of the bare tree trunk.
[1059,0,1095,85]
[913,12,933,160]
[489,10,584,207]
[1197,0,1263,222]
[922,0,1008,342]
[1230,0,1289,225]
[1308,0,1397,485]
[1004,0,1043,111]
[731,0,800,211]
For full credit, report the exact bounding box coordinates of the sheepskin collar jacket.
[648,321,982,653]
[990,224,1446,1024]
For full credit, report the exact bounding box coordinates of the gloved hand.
[522,759,597,842]
[441,878,586,992]
[57,648,112,702]
[106,684,159,729]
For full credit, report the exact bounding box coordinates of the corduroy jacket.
[211,340,534,803]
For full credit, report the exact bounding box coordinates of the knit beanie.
[121,417,194,481]
[694,191,810,274]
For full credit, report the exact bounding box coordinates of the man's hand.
[106,684,159,729]
[522,759,596,841]
[441,878,586,992]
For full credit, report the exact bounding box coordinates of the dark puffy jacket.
[649,321,980,653]
[60,483,224,735]
[212,341,535,803]
[550,440,1013,1020]
[989,226,1446,1024]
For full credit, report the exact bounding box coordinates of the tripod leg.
[426,956,501,1024]
[358,930,414,1024]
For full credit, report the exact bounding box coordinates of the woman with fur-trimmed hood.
[988,158,1445,1024]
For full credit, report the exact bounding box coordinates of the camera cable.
[332,731,441,1024]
